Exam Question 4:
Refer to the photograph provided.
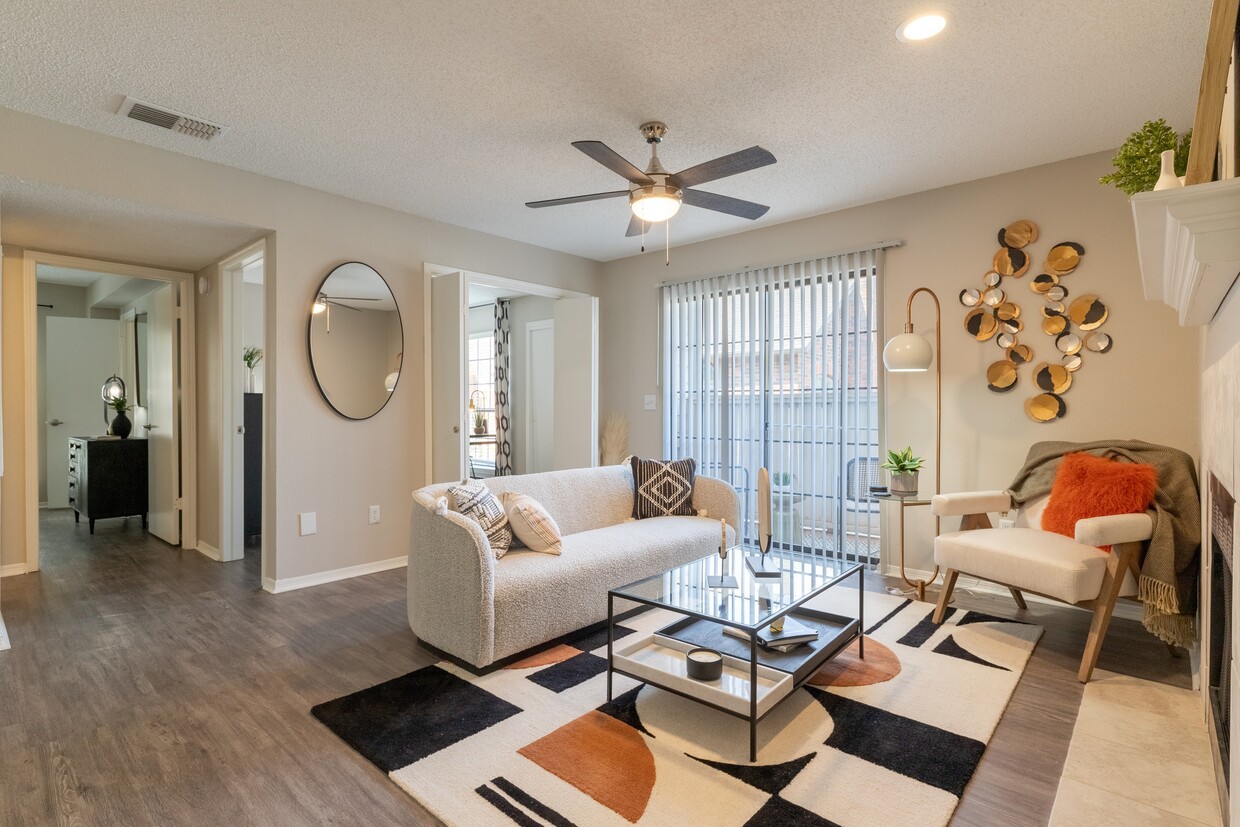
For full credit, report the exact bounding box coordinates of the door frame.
[217,240,266,563]
[22,250,198,571]
[524,319,555,474]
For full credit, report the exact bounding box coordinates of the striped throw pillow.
[447,480,513,558]
[501,493,562,555]
[630,457,697,519]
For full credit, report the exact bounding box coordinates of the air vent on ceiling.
[118,96,226,141]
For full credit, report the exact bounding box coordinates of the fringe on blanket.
[1140,576,1196,648]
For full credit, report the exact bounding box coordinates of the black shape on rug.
[808,687,985,797]
[527,651,609,692]
[932,634,1010,671]
[311,665,521,773]
[570,623,636,654]
[897,607,955,648]
[476,777,577,827]
[744,795,844,827]
[597,684,653,737]
[957,609,1034,627]
[689,751,816,795]
[864,598,912,635]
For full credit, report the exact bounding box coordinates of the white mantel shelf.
[1131,177,1240,327]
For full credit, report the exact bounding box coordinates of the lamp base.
[745,556,781,579]
[706,575,739,589]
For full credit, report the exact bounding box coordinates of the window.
[468,333,497,477]
[662,249,882,566]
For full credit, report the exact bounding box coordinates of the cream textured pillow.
[501,492,563,555]
[447,480,513,558]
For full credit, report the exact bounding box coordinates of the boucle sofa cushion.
[630,457,697,519]
[502,492,562,555]
[448,480,513,557]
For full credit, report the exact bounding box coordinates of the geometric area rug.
[312,589,1042,827]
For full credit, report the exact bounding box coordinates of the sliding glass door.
[662,249,881,566]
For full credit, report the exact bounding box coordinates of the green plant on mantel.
[1099,119,1192,195]
[881,447,923,474]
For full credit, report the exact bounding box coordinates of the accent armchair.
[930,490,1149,682]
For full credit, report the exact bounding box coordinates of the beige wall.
[0,107,602,585]
[1,246,28,569]
[599,151,1201,574]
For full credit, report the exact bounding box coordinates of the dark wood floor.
[0,510,1190,826]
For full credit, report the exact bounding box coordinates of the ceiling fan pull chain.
[641,220,646,253]
[665,220,670,266]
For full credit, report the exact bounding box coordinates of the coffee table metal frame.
[607,553,864,761]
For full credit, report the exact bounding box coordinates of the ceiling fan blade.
[681,188,770,220]
[572,141,654,185]
[625,213,644,237]
[324,295,380,301]
[324,299,364,311]
[525,190,629,209]
[669,146,776,189]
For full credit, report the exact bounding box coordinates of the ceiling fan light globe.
[630,184,682,223]
[312,297,328,314]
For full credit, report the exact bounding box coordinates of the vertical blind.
[661,248,883,566]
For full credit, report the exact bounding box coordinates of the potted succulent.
[243,346,263,393]
[882,447,923,496]
[473,411,487,435]
[769,471,802,545]
[109,396,133,439]
[1099,119,1192,195]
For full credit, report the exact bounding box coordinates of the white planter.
[890,471,919,496]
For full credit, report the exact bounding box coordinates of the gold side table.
[873,492,937,601]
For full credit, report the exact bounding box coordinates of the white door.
[552,297,599,470]
[45,318,121,508]
[431,272,467,483]
[526,321,555,473]
[146,283,179,544]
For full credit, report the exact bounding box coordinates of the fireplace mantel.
[1131,177,1240,327]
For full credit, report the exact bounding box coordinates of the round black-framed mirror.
[307,262,403,421]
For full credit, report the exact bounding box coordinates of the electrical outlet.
[999,517,1016,529]
[299,512,317,536]
[643,394,656,411]
[368,505,380,525]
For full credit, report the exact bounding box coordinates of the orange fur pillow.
[1041,452,1157,549]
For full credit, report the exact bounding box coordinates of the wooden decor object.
[1185,0,1240,185]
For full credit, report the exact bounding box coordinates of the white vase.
[1153,149,1182,191]
[247,369,256,393]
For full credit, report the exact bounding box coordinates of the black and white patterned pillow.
[448,481,513,558]
[630,457,697,519]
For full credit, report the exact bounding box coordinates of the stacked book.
[723,616,819,653]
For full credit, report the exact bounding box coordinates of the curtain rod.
[656,239,903,288]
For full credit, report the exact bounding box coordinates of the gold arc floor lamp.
[882,287,941,599]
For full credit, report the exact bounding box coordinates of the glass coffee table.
[607,549,864,761]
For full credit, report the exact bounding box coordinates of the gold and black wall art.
[959,219,1112,422]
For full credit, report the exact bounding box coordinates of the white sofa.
[408,465,739,668]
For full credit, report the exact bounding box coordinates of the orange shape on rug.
[504,643,581,669]
[517,709,654,823]
[809,636,901,687]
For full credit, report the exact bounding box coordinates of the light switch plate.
[368,505,380,525]
[643,394,656,411]
[299,512,317,536]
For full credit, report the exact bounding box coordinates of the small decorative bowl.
[685,647,724,681]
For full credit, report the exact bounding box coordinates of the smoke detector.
[118,96,226,141]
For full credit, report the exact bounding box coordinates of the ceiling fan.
[525,122,776,238]
[313,293,380,314]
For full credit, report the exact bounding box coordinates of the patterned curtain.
[494,300,514,475]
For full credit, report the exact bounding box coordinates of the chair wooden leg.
[1008,588,1028,610]
[933,570,959,624]
[1078,543,1138,683]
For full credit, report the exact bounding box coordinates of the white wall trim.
[263,555,408,594]
[0,563,29,578]
[887,564,1145,622]
[196,541,222,562]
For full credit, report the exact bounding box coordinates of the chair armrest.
[693,475,741,534]
[408,491,496,666]
[1074,513,1153,548]
[931,491,1012,517]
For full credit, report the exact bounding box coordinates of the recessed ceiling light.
[896,11,949,43]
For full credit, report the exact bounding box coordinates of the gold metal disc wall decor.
[960,220,1113,419]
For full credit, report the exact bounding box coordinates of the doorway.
[427,265,599,484]
[25,251,197,571]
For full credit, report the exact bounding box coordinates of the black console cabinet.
[68,437,149,534]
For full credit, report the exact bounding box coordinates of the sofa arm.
[1075,513,1153,548]
[931,490,1012,517]
[692,475,741,533]
[407,492,497,667]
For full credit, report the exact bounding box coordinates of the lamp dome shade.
[883,332,933,371]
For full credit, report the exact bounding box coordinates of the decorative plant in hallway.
[109,396,129,413]
[882,447,923,495]
[243,346,263,392]
[1099,119,1191,195]
[108,396,133,439]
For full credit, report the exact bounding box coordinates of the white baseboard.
[886,564,1145,622]
[263,555,408,594]
[196,542,222,562]
[0,563,28,578]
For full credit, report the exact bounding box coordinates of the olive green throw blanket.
[1007,440,1200,648]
